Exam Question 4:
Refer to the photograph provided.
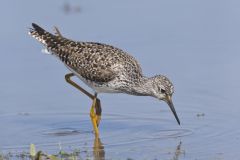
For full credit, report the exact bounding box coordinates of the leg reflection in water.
[93,136,105,160]
[91,138,184,160]
[172,141,185,160]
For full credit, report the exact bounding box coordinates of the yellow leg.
[90,97,99,136]
[95,98,102,127]
[65,73,102,136]
[65,73,94,99]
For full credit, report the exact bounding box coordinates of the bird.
[29,23,180,136]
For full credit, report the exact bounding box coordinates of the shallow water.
[0,0,240,159]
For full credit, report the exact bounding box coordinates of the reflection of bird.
[93,137,105,160]
[29,23,180,136]
[172,141,185,160]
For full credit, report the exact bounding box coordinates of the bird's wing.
[66,43,119,83]
[29,23,117,83]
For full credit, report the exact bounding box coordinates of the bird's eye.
[160,88,166,94]
[157,86,166,94]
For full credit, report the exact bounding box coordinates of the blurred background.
[0,0,240,159]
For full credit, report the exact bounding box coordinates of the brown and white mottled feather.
[29,23,180,124]
[29,23,143,93]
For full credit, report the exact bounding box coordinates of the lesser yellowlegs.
[29,23,180,136]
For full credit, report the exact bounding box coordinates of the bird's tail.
[29,23,74,63]
[29,23,57,46]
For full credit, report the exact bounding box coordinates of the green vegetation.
[0,144,82,160]
[29,144,81,160]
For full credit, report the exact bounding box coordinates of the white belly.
[65,65,121,94]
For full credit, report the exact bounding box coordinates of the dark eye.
[160,89,166,94]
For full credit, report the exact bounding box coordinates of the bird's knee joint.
[65,73,74,82]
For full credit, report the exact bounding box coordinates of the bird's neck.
[131,76,154,96]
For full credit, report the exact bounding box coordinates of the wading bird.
[29,23,180,136]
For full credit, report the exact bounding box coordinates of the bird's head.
[150,75,180,125]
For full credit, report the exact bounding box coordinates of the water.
[0,0,240,159]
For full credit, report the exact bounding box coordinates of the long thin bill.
[166,96,180,125]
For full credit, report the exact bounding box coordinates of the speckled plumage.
[29,23,145,93]
[29,23,180,125]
